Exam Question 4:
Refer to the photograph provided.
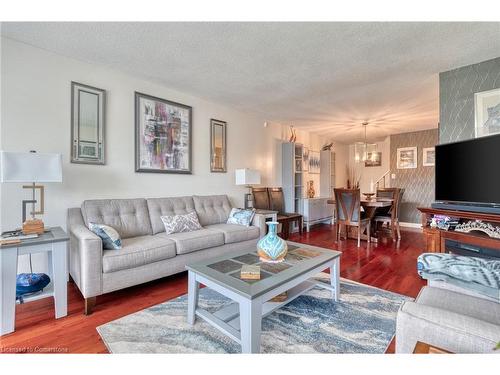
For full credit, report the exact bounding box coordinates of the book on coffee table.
[240,265,261,280]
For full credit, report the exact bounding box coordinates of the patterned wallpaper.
[390,129,438,223]
[439,57,500,144]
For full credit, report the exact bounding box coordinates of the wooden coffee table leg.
[239,298,263,353]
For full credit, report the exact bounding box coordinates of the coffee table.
[185,241,341,353]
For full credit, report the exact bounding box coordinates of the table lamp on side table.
[0,151,63,234]
[235,168,261,209]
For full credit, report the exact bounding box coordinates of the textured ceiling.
[2,22,500,143]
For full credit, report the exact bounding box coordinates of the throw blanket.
[417,253,500,289]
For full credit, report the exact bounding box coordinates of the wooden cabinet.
[423,227,441,252]
[418,207,500,254]
[282,142,304,214]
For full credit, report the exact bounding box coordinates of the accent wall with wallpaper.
[390,129,438,224]
[439,56,500,144]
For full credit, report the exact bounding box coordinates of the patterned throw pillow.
[89,223,122,250]
[161,211,202,235]
[227,208,256,227]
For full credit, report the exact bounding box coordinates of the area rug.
[97,278,411,353]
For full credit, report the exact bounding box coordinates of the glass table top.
[186,241,341,299]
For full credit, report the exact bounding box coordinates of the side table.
[0,226,69,336]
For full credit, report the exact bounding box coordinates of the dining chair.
[251,187,271,210]
[334,188,371,247]
[268,187,303,239]
[374,188,404,240]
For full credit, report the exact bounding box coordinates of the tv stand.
[431,202,500,215]
[418,207,500,254]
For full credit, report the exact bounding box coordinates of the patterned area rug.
[97,278,410,353]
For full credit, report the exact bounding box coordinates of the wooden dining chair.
[268,187,303,239]
[374,188,404,240]
[251,187,271,210]
[334,188,371,247]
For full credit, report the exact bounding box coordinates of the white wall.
[0,38,324,271]
[348,137,391,193]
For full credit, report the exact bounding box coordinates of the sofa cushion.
[102,234,176,273]
[89,223,122,250]
[416,286,500,326]
[193,195,232,226]
[82,199,152,239]
[205,223,260,244]
[161,228,224,255]
[146,196,196,235]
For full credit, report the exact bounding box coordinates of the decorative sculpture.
[454,220,500,239]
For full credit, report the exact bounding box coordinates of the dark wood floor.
[0,225,426,353]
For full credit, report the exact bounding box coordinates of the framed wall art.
[210,119,226,172]
[422,147,435,166]
[135,92,192,174]
[309,150,320,174]
[397,147,417,169]
[365,152,382,167]
[475,88,500,138]
[71,82,106,165]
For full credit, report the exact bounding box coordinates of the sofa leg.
[85,297,96,315]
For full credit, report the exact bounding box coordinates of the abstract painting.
[309,151,320,174]
[475,88,500,138]
[135,92,192,173]
[397,147,417,169]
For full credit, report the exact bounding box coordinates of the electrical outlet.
[391,173,396,180]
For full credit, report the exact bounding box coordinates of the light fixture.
[235,168,261,209]
[354,121,377,163]
[0,150,63,234]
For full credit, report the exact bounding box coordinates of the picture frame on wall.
[309,150,320,174]
[210,119,227,173]
[135,92,192,174]
[422,147,435,166]
[71,82,106,165]
[475,88,500,138]
[397,147,417,169]
[365,152,382,167]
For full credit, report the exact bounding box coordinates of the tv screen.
[435,134,500,206]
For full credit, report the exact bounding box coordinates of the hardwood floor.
[0,225,426,353]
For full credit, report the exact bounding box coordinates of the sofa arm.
[252,213,267,238]
[67,207,103,299]
[396,300,500,353]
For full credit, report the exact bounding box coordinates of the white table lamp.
[1,151,63,234]
[235,168,261,209]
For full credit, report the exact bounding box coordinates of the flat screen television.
[435,133,500,207]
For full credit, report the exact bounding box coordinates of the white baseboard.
[399,221,422,229]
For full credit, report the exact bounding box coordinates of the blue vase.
[257,222,288,263]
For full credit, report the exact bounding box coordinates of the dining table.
[327,197,393,243]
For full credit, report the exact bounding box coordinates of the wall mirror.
[71,82,106,164]
[210,119,227,172]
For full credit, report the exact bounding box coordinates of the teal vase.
[257,222,288,263]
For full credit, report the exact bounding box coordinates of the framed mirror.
[71,81,105,164]
[210,119,227,172]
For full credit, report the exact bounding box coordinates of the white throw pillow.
[161,211,202,234]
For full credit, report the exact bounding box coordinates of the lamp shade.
[235,168,261,185]
[0,151,63,183]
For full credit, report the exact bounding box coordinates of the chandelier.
[354,121,377,163]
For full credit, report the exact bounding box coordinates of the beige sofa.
[396,286,500,353]
[67,195,266,314]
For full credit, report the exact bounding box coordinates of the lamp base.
[22,219,45,235]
